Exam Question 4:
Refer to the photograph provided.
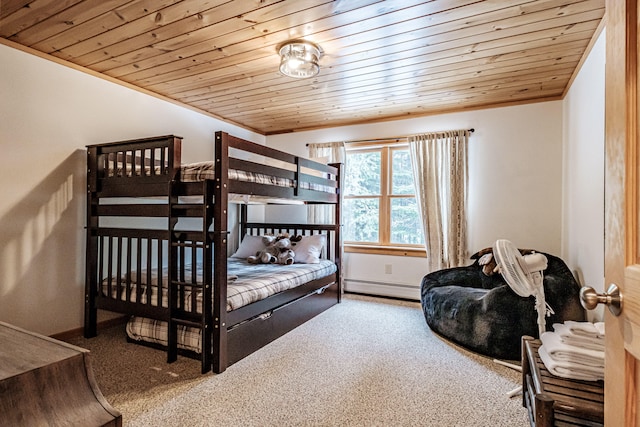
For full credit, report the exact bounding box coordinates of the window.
[343,142,424,256]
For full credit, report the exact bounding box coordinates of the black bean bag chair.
[420,249,586,360]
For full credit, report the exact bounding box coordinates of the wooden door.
[605,0,640,424]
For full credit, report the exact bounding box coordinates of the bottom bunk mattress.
[102,258,336,312]
[123,258,336,353]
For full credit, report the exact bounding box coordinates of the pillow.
[231,235,266,259]
[293,234,326,264]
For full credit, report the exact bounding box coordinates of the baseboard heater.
[344,279,420,301]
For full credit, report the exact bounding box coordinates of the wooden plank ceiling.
[0,0,605,135]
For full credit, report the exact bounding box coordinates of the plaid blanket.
[181,161,333,193]
[101,259,336,312]
[127,317,202,353]
[124,259,336,353]
[181,161,291,187]
[108,161,333,192]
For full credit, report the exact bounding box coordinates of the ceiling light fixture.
[278,40,322,79]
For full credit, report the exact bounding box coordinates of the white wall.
[267,102,564,300]
[0,31,603,331]
[0,43,263,335]
[562,31,606,321]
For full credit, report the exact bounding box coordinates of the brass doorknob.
[579,284,623,316]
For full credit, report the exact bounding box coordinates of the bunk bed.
[85,131,341,374]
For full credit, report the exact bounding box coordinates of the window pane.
[392,149,414,195]
[344,198,379,242]
[390,198,424,245]
[344,151,381,196]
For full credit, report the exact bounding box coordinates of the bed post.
[240,204,248,239]
[212,131,229,373]
[85,146,99,337]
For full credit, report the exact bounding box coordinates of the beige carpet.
[70,294,529,426]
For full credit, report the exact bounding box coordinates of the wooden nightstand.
[0,321,121,426]
[521,336,604,426]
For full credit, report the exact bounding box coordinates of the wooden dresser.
[0,321,121,426]
[521,336,603,426]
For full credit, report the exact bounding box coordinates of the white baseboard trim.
[344,279,420,301]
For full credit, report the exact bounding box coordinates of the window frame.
[343,141,425,257]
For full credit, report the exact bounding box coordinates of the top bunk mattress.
[183,161,333,193]
[108,161,334,193]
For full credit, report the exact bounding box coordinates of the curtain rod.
[306,128,474,146]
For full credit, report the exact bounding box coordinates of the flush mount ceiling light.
[278,40,322,79]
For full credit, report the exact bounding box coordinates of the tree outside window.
[343,143,424,253]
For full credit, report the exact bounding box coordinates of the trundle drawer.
[227,282,339,364]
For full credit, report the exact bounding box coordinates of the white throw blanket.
[538,321,605,382]
[538,345,604,381]
[553,322,604,351]
[540,331,604,368]
[564,320,605,338]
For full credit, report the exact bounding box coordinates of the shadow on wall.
[0,149,85,335]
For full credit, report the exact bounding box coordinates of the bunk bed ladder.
[167,180,179,366]
[166,181,215,374]
[200,179,214,374]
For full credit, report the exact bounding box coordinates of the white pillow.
[231,235,266,259]
[293,234,326,264]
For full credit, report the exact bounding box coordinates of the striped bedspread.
[109,161,333,193]
[181,161,333,193]
[101,258,336,312]
[181,162,291,187]
[124,258,336,353]
[226,258,336,310]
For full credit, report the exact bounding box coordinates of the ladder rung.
[171,318,203,328]
[172,203,202,209]
[171,280,204,288]
[171,242,204,248]
[171,204,203,214]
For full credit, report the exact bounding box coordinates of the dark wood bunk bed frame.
[85,131,341,374]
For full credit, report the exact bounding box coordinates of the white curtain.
[307,142,346,224]
[409,130,469,271]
